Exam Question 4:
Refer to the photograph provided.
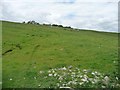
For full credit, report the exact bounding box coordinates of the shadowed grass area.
[2,21,118,88]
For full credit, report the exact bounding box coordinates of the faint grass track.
[30,45,40,60]
[25,44,40,79]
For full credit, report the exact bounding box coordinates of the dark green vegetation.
[2,21,118,88]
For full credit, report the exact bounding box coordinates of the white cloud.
[75,0,119,2]
[1,0,118,32]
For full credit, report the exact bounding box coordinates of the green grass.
[2,21,118,88]
[0,21,2,89]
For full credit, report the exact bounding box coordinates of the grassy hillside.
[2,21,119,88]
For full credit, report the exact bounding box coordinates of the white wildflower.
[48,70,51,73]
[77,75,80,78]
[97,72,101,76]
[104,76,110,81]
[57,74,60,77]
[60,87,71,88]
[63,72,66,76]
[59,76,63,80]
[39,71,43,74]
[83,69,87,72]
[94,79,98,83]
[84,74,88,78]
[38,84,41,87]
[113,61,116,63]
[48,74,52,76]
[72,72,75,75]
[103,76,110,85]
[102,86,106,88]
[52,70,55,73]
[54,73,57,77]
[116,77,118,80]
[91,72,95,75]
[89,78,93,81]
[80,75,83,78]
[75,67,79,70]
[62,84,66,86]
[81,78,87,82]
[91,81,95,84]
[10,78,12,81]
[44,76,47,78]
[69,70,72,72]
[57,83,60,87]
[62,67,67,70]
[95,76,99,79]
[78,71,81,73]
[72,81,77,85]
[79,82,84,85]
[68,65,73,69]
[116,84,120,87]
[68,81,72,85]
[95,71,98,74]
[73,70,76,72]
[34,77,36,79]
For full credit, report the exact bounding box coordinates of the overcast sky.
[1,0,119,32]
